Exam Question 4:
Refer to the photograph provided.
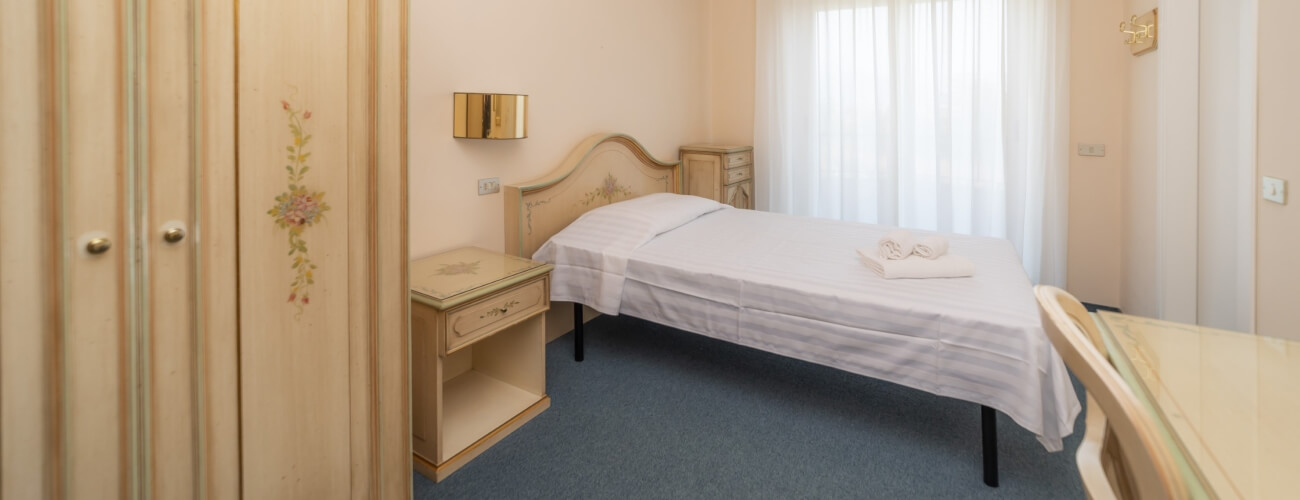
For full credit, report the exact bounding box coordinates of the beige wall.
[1067,0,1128,307]
[708,0,755,146]
[409,0,712,258]
[1119,0,1263,328]
[1256,0,1300,340]
[1120,0,1161,317]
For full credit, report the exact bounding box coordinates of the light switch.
[1262,176,1287,205]
[1077,143,1106,157]
[478,177,500,196]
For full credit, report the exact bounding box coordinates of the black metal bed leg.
[981,405,999,487]
[573,302,584,362]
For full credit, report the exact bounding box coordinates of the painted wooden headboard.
[504,133,682,257]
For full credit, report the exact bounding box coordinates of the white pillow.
[571,192,728,238]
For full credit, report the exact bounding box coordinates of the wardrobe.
[0,1,409,498]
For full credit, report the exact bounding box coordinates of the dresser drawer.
[725,150,752,167]
[444,276,549,354]
[724,165,752,184]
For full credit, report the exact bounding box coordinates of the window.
[755,0,1068,283]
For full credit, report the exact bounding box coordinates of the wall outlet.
[1077,143,1106,157]
[1262,176,1287,205]
[477,177,500,195]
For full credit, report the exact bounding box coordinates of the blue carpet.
[415,314,1086,499]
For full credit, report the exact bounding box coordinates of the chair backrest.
[1056,290,1109,360]
[1034,286,1186,500]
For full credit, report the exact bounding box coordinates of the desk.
[1095,312,1300,499]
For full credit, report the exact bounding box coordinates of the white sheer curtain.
[755,0,1069,285]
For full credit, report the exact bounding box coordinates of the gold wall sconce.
[453,92,528,139]
[1120,9,1158,56]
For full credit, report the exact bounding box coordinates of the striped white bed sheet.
[554,207,1081,451]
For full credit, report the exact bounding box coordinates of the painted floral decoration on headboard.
[267,98,331,318]
[580,173,634,206]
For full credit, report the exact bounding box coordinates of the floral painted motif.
[580,173,633,206]
[524,199,552,235]
[434,260,480,276]
[479,300,520,320]
[268,98,330,318]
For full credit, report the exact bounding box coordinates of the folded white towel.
[877,229,916,260]
[857,249,975,279]
[913,236,949,260]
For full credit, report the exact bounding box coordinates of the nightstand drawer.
[726,151,752,166]
[444,276,549,354]
[725,165,752,184]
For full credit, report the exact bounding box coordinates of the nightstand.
[409,246,553,482]
[681,144,754,209]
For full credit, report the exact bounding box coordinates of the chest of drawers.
[681,144,754,209]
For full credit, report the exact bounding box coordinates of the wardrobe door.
[1,2,239,498]
[1,2,134,498]
[236,0,409,497]
[145,1,198,493]
[142,0,241,498]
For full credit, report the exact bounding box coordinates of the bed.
[504,133,1081,487]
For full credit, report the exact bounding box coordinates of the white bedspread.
[536,205,1081,451]
[533,193,728,314]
